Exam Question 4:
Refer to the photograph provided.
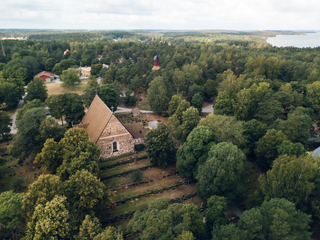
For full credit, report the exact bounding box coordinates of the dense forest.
[1,30,320,239]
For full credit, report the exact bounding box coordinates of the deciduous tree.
[26,76,48,102]
[147,76,170,114]
[60,69,81,89]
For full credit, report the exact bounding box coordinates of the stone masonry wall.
[97,115,135,158]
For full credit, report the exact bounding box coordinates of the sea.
[266,32,320,48]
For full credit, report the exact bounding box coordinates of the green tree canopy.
[0,111,12,140]
[23,195,71,240]
[277,140,306,157]
[242,119,268,155]
[168,94,184,116]
[196,142,245,204]
[176,126,214,178]
[255,129,288,169]
[22,174,62,219]
[145,123,176,168]
[60,68,81,89]
[199,114,244,147]
[26,76,48,102]
[16,99,45,121]
[0,82,22,110]
[178,106,201,142]
[11,107,47,162]
[98,84,118,111]
[147,76,170,113]
[0,191,25,240]
[191,93,204,113]
[78,215,103,240]
[259,154,320,216]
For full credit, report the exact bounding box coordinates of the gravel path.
[10,99,24,134]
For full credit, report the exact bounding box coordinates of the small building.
[35,71,55,82]
[132,108,141,117]
[74,95,144,159]
[152,55,160,71]
[76,66,91,77]
[63,49,69,55]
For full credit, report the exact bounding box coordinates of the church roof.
[154,55,159,60]
[77,95,113,143]
[124,123,145,139]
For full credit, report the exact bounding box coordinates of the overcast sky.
[1,0,320,30]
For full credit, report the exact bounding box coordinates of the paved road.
[10,99,24,134]
[202,104,214,113]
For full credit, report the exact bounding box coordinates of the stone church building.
[75,95,145,159]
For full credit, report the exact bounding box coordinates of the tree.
[242,119,268,155]
[82,78,99,108]
[62,93,85,126]
[237,207,264,240]
[191,93,203,114]
[63,170,108,222]
[169,99,191,128]
[176,126,214,178]
[38,117,66,143]
[93,226,123,240]
[183,63,204,86]
[212,224,244,240]
[274,107,313,146]
[214,91,234,116]
[131,169,143,182]
[0,191,25,240]
[178,106,201,142]
[255,90,284,125]
[255,129,288,169]
[0,111,12,140]
[78,215,102,240]
[60,69,81,89]
[145,123,176,168]
[203,79,217,100]
[187,84,204,102]
[242,198,311,240]
[277,140,306,157]
[218,70,248,98]
[22,174,62,219]
[0,83,21,110]
[306,81,320,114]
[147,76,170,114]
[26,76,48,102]
[56,128,100,180]
[98,84,118,111]
[168,94,183,116]
[127,198,205,240]
[45,58,56,71]
[23,195,71,240]
[45,94,65,125]
[34,138,63,174]
[12,178,23,191]
[196,142,245,204]
[172,68,186,94]
[199,114,244,147]
[259,154,320,215]
[123,90,137,107]
[16,99,45,121]
[11,107,47,162]
[175,231,195,240]
[204,195,229,238]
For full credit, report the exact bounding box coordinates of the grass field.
[46,83,86,95]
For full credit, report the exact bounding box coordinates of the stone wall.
[97,115,135,158]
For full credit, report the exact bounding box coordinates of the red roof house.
[36,71,54,82]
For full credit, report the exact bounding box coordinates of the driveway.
[10,99,24,134]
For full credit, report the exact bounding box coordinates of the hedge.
[99,155,148,170]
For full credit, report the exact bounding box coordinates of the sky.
[1,0,320,30]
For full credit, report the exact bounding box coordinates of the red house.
[35,71,55,82]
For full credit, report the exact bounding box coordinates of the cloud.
[1,0,320,30]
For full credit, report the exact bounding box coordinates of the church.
[75,95,145,159]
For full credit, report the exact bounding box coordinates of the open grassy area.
[46,83,86,95]
[99,158,153,178]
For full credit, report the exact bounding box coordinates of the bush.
[12,178,23,190]
[135,144,145,151]
[131,170,143,182]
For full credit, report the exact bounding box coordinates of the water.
[267,32,320,48]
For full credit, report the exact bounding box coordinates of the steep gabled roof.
[36,71,54,77]
[124,123,145,139]
[79,95,113,143]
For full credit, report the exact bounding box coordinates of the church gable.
[97,115,135,158]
